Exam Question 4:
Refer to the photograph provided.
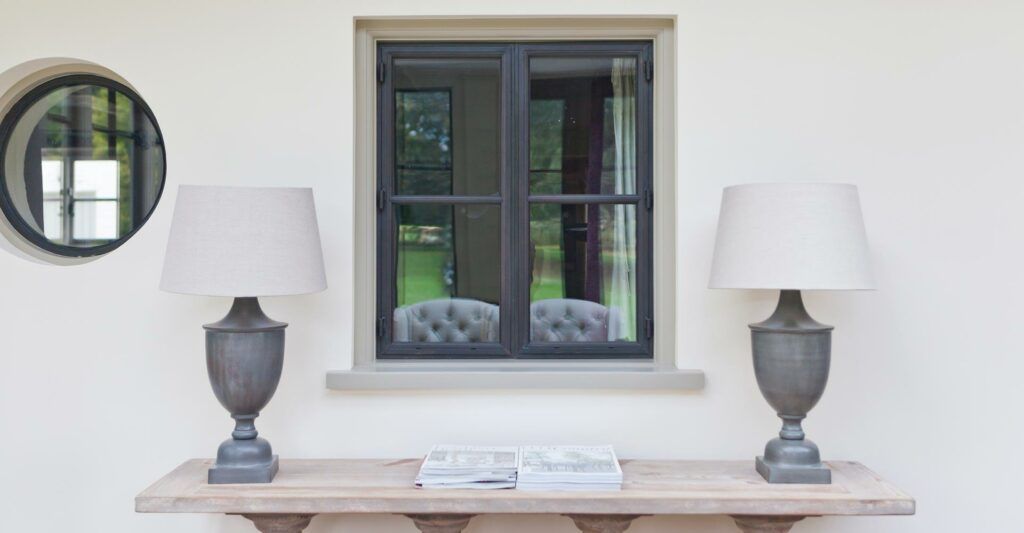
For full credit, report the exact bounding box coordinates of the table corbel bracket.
[731,515,806,532]
[241,513,316,533]
[404,513,476,533]
[565,514,646,533]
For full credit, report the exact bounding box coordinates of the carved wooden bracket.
[731,515,806,532]
[565,514,645,533]
[404,513,476,533]
[242,514,315,533]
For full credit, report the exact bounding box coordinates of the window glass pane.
[393,58,500,196]
[40,160,63,240]
[41,160,62,196]
[90,87,110,127]
[529,203,636,342]
[529,57,636,196]
[396,90,451,195]
[72,200,118,240]
[529,98,564,195]
[395,203,501,343]
[73,160,118,199]
[42,200,62,240]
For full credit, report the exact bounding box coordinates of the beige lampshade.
[160,185,327,297]
[709,183,874,290]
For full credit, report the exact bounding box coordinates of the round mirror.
[0,74,165,257]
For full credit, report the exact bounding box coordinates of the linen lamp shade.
[709,183,874,290]
[160,185,327,297]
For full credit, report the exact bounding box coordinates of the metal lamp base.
[750,290,834,484]
[209,452,280,484]
[204,297,288,485]
[208,436,280,484]
[756,453,831,484]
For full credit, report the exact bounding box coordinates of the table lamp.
[709,183,874,484]
[160,185,327,484]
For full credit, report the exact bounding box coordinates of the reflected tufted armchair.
[530,298,623,342]
[393,298,500,343]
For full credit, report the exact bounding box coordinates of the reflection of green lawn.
[397,246,449,307]
[396,245,575,305]
[530,245,634,303]
[531,246,565,300]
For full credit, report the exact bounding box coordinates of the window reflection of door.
[29,84,149,245]
[41,149,119,244]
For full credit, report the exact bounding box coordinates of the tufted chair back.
[530,298,622,342]
[393,298,500,343]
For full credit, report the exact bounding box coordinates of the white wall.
[1,1,1021,531]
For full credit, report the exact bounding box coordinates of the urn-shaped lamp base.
[209,437,280,484]
[204,297,287,484]
[756,437,831,484]
[750,290,833,484]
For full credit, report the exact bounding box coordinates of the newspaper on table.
[515,445,623,490]
[415,445,519,489]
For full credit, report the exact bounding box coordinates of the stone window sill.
[326,361,705,391]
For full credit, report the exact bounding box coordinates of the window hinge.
[376,316,387,339]
[377,60,386,83]
[643,59,653,82]
[645,317,654,339]
[377,188,387,211]
[644,187,654,211]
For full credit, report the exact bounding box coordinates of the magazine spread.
[415,445,519,489]
[414,445,622,490]
[516,445,623,490]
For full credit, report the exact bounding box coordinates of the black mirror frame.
[0,73,167,258]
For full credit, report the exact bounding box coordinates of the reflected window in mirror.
[0,74,166,257]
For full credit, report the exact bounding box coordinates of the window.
[41,152,121,243]
[376,42,653,359]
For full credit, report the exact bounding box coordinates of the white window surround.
[328,15,704,390]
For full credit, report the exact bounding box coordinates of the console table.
[136,459,914,532]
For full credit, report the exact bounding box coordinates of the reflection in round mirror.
[0,74,165,257]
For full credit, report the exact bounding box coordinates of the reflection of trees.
[396,90,452,227]
[529,98,565,195]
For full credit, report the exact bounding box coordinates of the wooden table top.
[135,459,915,516]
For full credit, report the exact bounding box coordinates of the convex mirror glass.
[0,74,166,257]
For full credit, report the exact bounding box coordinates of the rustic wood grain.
[136,459,915,517]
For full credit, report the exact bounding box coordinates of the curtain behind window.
[610,58,637,339]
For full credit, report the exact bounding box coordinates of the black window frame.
[376,41,654,360]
